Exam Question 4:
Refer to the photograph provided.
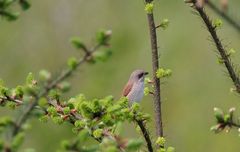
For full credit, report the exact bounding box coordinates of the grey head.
[129,69,148,83]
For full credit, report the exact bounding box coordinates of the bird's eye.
[138,73,144,79]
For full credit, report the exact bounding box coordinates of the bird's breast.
[127,81,144,103]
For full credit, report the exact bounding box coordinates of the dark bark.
[144,0,164,138]
[191,1,240,93]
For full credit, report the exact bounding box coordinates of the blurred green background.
[1,0,240,151]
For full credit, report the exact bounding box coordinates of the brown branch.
[136,119,153,152]
[206,1,240,32]
[0,96,23,105]
[144,0,163,138]
[188,0,240,93]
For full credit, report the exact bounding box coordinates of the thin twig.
[9,44,102,142]
[189,0,240,93]
[206,1,240,32]
[136,120,153,152]
[0,96,23,105]
[144,0,164,138]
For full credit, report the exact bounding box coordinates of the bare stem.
[189,0,240,93]
[136,120,153,152]
[144,0,163,138]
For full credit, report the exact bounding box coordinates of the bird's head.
[129,69,148,83]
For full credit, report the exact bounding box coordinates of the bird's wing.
[122,81,133,97]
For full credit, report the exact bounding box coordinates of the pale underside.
[126,81,144,104]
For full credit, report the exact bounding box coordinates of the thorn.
[149,91,154,95]
[156,25,161,29]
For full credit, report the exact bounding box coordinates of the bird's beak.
[144,72,149,75]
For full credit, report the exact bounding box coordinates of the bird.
[122,69,148,105]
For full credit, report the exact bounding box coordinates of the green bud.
[165,69,172,77]
[14,86,24,98]
[156,137,166,147]
[224,114,231,123]
[76,94,86,102]
[144,77,151,84]
[58,82,71,92]
[72,127,79,134]
[61,140,70,149]
[159,19,169,30]
[118,97,128,107]
[52,116,64,125]
[104,95,114,101]
[0,86,9,96]
[47,106,57,116]
[74,120,85,128]
[39,115,49,123]
[3,0,15,6]
[102,114,114,126]
[100,95,114,107]
[145,3,154,14]
[26,72,35,85]
[0,116,13,126]
[93,49,112,62]
[131,103,140,112]
[5,12,20,21]
[39,70,51,81]
[107,104,122,113]
[142,113,151,121]
[80,103,93,119]
[144,87,150,96]
[93,129,103,138]
[213,107,224,123]
[67,57,78,70]
[48,89,60,100]
[6,102,17,110]
[156,68,172,78]
[158,148,166,152]
[70,37,87,50]
[217,57,224,64]
[227,48,236,56]
[63,107,70,115]
[38,97,48,108]
[96,30,112,45]
[213,19,223,28]
[19,0,31,10]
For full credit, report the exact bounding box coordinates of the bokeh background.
[1,0,240,151]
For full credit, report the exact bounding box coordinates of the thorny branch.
[144,0,164,138]
[186,0,240,93]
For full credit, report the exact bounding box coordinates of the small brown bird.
[122,70,148,104]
